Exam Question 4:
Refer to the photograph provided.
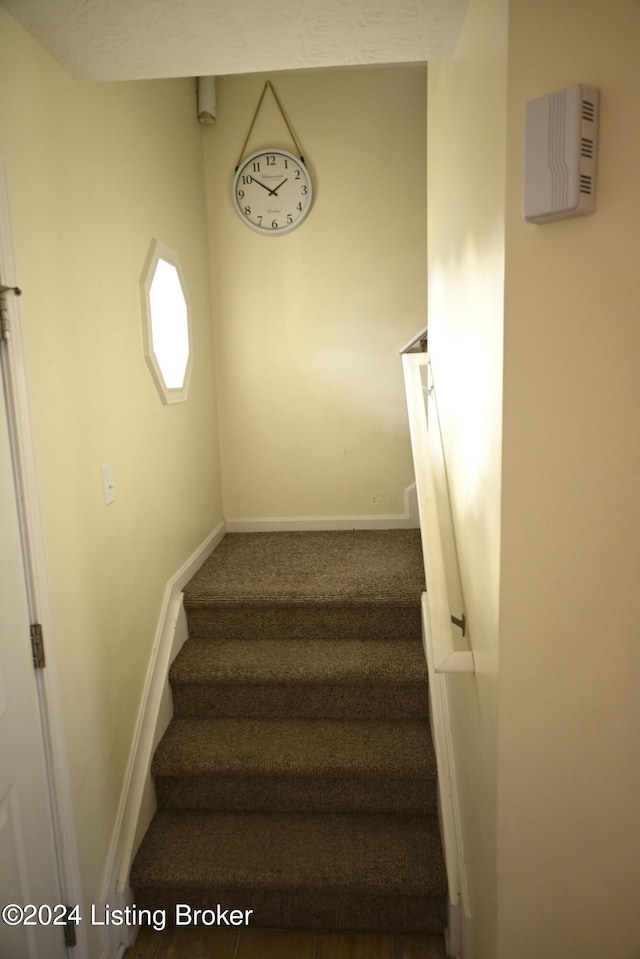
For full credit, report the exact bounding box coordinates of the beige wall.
[427,0,507,954]
[0,11,222,954]
[498,2,640,956]
[430,2,640,955]
[204,67,427,520]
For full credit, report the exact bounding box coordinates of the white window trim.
[140,238,193,405]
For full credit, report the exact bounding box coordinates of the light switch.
[101,463,116,506]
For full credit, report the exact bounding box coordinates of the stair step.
[131,810,446,934]
[170,638,428,719]
[152,717,438,814]
[184,530,426,606]
[131,530,446,936]
[184,602,423,643]
[183,530,425,642]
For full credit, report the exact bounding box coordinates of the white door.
[0,327,68,957]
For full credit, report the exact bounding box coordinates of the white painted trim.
[98,520,226,952]
[0,157,87,958]
[140,238,193,405]
[405,481,419,527]
[402,352,474,674]
[422,592,472,959]
[225,484,419,532]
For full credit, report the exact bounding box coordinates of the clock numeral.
[252,162,261,172]
[287,214,293,225]
[301,185,308,195]
[296,202,303,212]
[242,175,253,185]
[271,220,278,229]
[257,215,263,225]
[284,159,289,169]
[266,155,276,166]
[294,169,301,179]
[244,205,251,216]
[238,189,245,199]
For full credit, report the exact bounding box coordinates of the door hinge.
[63,911,77,948]
[30,622,46,669]
[0,294,9,340]
[0,284,22,341]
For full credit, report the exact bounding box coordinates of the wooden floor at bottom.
[123,926,448,959]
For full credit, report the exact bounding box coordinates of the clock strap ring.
[235,80,306,170]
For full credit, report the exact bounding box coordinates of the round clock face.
[233,149,313,235]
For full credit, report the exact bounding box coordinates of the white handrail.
[399,325,428,354]
[402,351,474,674]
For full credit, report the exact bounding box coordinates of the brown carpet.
[131,529,447,935]
[183,530,426,606]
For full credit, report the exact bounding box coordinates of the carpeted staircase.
[130,529,447,934]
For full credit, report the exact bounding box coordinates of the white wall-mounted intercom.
[524,83,599,223]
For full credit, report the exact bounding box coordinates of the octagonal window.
[141,239,192,404]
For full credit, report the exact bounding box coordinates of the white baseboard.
[225,483,419,532]
[98,520,226,952]
[421,591,472,959]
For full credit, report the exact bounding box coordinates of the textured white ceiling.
[1,0,469,81]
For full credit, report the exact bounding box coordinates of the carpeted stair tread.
[131,810,446,897]
[184,604,422,642]
[132,530,446,934]
[170,637,428,686]
[152,717,436,780]
[184,530,425,607]
[154,773,436,816]
[169,636,430,719]
[171,679,427,721]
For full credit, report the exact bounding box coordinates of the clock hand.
[251,178,276,195]
[253,177,288,196]
[270,178,288,195]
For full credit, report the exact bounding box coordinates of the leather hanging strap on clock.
[235,81,306,170]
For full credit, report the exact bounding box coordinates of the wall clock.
[233,148,313,236]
